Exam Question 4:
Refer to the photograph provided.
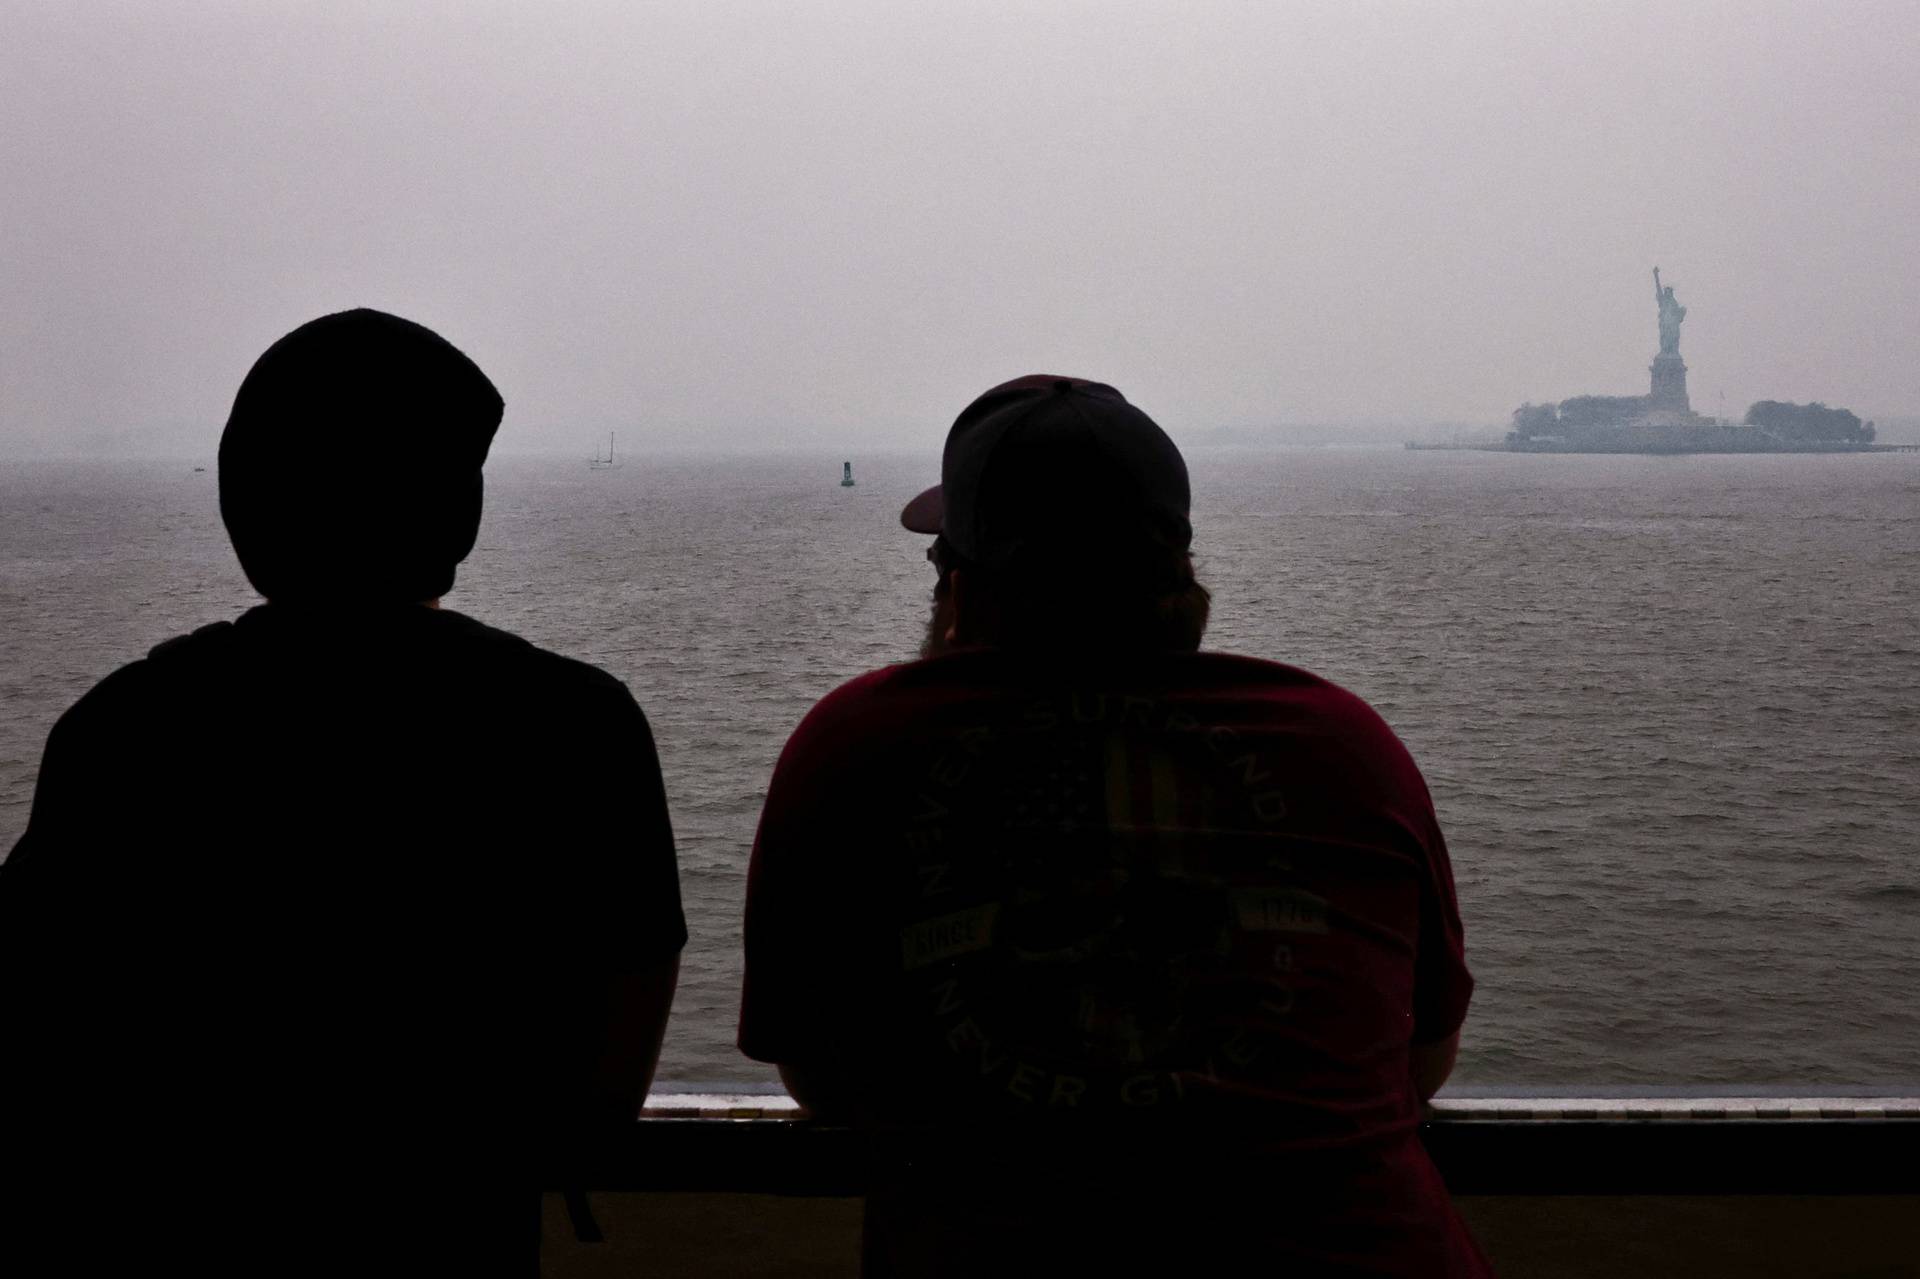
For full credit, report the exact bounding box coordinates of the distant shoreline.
[1406,440,1920,455]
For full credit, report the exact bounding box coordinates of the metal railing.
[541,1091,1920,1199]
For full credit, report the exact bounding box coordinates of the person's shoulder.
[41,621,239,746]
[54,656,160,727]
[1189,650,1396,725]
[430,608,636,706]
[787,651,1046,733]
[794,651,1388,723]
[146,618,238,663]
[772,658,1023,779]
[1189,649,1426,780]
[784,662,920,744]
[87,618,244,701]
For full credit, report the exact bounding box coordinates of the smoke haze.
[4,0,1915,455]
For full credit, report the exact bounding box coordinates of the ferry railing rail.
[548,1089,1920,1199]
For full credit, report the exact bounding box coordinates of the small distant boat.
[589,433,619,470]
[192,466,206,472]
[841,461,855,487]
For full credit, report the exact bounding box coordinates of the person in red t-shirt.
[739,375,1491,1277]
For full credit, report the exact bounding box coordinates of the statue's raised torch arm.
[1653,266,1685,356]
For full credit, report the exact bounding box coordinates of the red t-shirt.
[740,649,1488,1277]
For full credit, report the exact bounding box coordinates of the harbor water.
[2,448,1916,1089]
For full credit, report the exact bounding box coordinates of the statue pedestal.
[1649,354,1690,413]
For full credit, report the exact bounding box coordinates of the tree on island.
[1556,395,1652,427]
[1510,402,1558,438]
[1744,400,1875,442]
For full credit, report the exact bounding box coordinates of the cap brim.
[900,484,944,534]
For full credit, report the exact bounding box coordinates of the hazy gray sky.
[4,0,1916,454]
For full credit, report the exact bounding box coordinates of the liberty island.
[1491,269,1886,453]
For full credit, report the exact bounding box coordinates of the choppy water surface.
[3,450,1916,1088]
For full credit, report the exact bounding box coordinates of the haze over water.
[5,2,1917,457]
[4,449,1915,1089]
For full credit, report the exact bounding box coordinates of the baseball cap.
[900,375,1191,566]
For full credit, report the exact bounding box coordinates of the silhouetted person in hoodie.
[1,310,685,1277]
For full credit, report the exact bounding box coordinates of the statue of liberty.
[1653,266,1686,356]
